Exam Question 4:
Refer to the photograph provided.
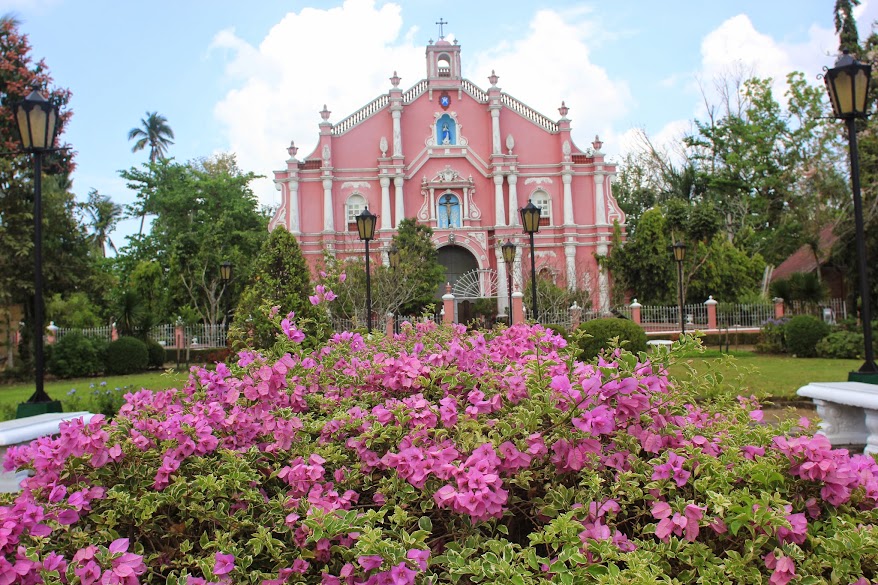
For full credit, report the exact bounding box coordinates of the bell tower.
[426,19,462,82]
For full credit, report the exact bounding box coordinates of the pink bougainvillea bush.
[3,316,878,583]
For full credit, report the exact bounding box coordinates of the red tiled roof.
[771,225,838,282]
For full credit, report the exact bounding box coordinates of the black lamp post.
[13,90,62,416]
[824,51,878,381]
[520,200,542,322]
[220,261,233,336]
[501,240,516,326]
[356,207,378,333]
[670,242,687,337]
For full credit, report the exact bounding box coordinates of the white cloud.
[211,0,422,207]
[212,2,632,205]
[467,8,632,155]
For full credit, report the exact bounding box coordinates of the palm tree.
[128,112,174,234]
[83,189,123,257]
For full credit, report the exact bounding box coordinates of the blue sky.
[4,0,876,248]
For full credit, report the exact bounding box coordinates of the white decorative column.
[322,178,334,232]
[507,173,519,226]
[380,176,391,229]
[565,243,576,291]
[562,171,573,225]
[597,243,609,314]
[391,109,402,157]
[289,179,300,234]
[594,173,607,225]
[394,176,405,227]
[490,108,501,154]
[493,174,506,227]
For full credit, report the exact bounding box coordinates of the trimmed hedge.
[104,336,149,375]
[575,317,648,360]
[145,339,166,369]
[47,332,105,379]
[784,314,830,358]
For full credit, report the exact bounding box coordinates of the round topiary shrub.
[47,331,104,379]
[784,314,831,357]
[575,317,648,360]
[5,322,878,583]
[104,336,149,375]
[145,338,166,369]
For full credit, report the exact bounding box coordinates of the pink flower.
[213,552,235,576]
[358,555,383,571]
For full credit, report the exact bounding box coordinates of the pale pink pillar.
[175,324,185,348]
[385,313,394,336]
[630,299,642,325]
[111,323,119,341]
[773,297,785,319]
[570,302,582,330]
[46,322,58,345]
[705,295,718,330]
[512,292,525,325]
[442,283,455,325]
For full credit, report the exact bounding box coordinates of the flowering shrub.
[3,313,878,583]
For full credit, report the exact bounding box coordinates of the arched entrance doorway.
[437,245,478,323]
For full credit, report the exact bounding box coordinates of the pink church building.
[268,34,624,319]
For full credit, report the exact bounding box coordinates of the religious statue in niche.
[437,192,462,228]
[436,114,456,146]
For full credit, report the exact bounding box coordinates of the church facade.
[268,35,624,317]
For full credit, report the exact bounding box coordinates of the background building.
[269,35,624,317]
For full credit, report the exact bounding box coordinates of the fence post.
[570,302,582,330]
[512,292,525,325]
[773,297,784,319]
[175,323,185,349]
[705,295,718,330]
[385,313,394,336]
[629,299,642,325]
[111,322,118,341]
[442,283,455,325]
[46,322,58,345]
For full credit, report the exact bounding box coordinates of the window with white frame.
[531,190,551,226]
[346,194,366,231]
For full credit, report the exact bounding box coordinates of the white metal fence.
[717,303,775,328]
[56,323,228,348]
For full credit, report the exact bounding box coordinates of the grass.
[667,349,862,401]
[0,369,190,421]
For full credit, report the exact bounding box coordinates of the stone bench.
[647,339,673,351]
[797,382,878,454]
[0,411,94,493]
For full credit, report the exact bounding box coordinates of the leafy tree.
[230,227,327,349]
[835,0,861,53]
[127,111,174,235]
[46,292,102,328]
[606,209,674,304]
[392,218,445,315]
[119,154,268,327]
[82,189,123,257]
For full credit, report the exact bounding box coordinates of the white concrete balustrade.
[797,382,878,453]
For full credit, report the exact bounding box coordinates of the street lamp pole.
[670,242,687,338]
[502,240,516,327]
[220,261,233,339]
[519,201,542,323]
[356,207,378,333]
[823,51,878,379]
[12,90,62,416]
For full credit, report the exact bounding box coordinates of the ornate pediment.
[426,165,473,187]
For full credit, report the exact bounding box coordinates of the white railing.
[461,79,488,102]
[500,93,559,132]
[57,326,113,341]
[788,299,848,321]
[717,303,774,328]
[540,310,573,329]
[331,94,390,136]
[639,305,707,332]
[402,79,428,103]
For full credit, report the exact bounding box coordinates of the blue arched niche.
[436,114,456,145]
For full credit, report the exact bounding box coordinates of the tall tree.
[834,0,862,53]
[119,154,268,327]
[127,111,174,235]
[392,218,445,315]
[82,189,123,256]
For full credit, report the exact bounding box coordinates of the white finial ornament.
[379,136,388,157]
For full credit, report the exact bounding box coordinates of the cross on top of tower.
[436,18,448,39]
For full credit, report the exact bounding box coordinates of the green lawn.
[0,370,190,421]
[668,350,862,401]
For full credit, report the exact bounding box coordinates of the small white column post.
[493,174,506,227]
[394,176,405,227]
[507,173,519,226]
[380,176,391,230]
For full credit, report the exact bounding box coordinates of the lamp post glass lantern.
[501,240,516,326]
[12,90,62,415]
[670,242,687,337]
[356,207,378,333]
[520,200,541,322]
[823,51,878,378]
